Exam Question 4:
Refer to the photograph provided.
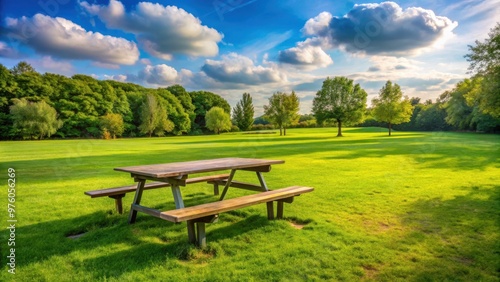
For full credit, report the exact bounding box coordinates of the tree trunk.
[388,123,392,136]
[337,120,343,137]
[279,126,283,136]
[284,127,286,136]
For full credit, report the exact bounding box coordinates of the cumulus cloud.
[4,14,139,65]
[136,64,179,85]
[297,1,458,55]
[201,53,286,84]
[278,39,333,69]
[80,0,223,59]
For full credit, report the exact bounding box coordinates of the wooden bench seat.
[156,186,314,247]
[85,174,230,214]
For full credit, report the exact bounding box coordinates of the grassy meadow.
[0,127,499,281]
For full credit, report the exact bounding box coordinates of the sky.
[0,0,499,116]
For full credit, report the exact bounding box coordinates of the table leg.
[256,172,269,191]
[219,169,236,201]
[128,179,146,224]
[171,184,185,209]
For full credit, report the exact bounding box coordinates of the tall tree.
[263,91,300,136]
[9,98,63,139]
[371,81,412,136]
[233,93,255,131]
[312,77,367,137]
[205,106,232,134]
[138,94,174,137]
[465,23,500,117]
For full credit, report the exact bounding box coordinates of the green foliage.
[190,91,231,132]
[205,106,232,134]
[372,81,413,136]
[263,91,300,136]
[465,22,500,117]
[157,88,190,135]
[139,94,174,137]
[10,61,36,75]
[9,98,63,139]
[312,77,367,136]
[167,84,196,126]
[99,113,124,139]
[233,93,255,131]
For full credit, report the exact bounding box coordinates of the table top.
[114,157,285,179]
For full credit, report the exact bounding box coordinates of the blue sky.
[1,0,498,115]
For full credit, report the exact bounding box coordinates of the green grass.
[1,127,499,281]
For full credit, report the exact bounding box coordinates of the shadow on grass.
[5,205,281,279]
[394,185,500,280]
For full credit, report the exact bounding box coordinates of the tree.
[190,91,231,132]
[440,78,500,132]
[100,113,124,139]
[465,23,500,117]
[9,98,63,139]
[10,61,36,75]
[138,94,174,137]
[263,91,300,136]
[205,106,232,134]
[312,77,367,137]
[371,81,412,136]
[233,93,255,131]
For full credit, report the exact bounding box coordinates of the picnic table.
[109,157,313,247]
[114,157,285,223]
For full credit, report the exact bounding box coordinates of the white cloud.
[294,2,458,56]
[4,14,139,65]
[278,38,333,69]
[137,64,179,85]
[201,53,287,85]
[80,0,223,59]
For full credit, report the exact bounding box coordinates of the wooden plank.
[240,165,271,172]
[114,158,284,179]
[160,186,313,222]
[85,174,230,198]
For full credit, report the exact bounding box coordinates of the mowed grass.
[0,127,499,281]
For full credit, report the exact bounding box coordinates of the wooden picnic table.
[114,157,285,224]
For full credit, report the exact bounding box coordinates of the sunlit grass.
[0,128,499,281]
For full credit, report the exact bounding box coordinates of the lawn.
[1,127,499,281]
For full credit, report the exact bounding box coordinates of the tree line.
[1,23,498,139]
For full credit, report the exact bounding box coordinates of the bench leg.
[109,194,125,214]
[266,202,274,220]
[128,180,146,224]
[277,201,284,219]
[187,220,196,244]
[213,183,219,196]
[196,222,207,248]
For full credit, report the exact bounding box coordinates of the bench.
[85,174,230,214]
[135,186,314,247]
